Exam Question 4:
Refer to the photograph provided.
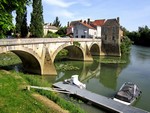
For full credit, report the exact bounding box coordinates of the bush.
[45,31,59,38]
[120,36,132,54]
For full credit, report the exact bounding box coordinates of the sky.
[23,0,150,31]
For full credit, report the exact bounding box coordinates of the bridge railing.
[0,38,101,46]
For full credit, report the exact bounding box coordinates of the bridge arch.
[51,43,84,62]
[90,43,100,56]
[12,50,41,74]
[2,47,42,75]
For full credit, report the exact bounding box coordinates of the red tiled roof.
[80,22,95,29]
[69,19,105,29]
[92,19,105,26]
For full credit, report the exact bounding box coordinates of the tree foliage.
[119,26,132,54]
[16,6,28,37]
[45,31,59,38]
[30,0,44,37]
[0,0,29,38]
[121,36,132,54]
[56,26,67,37]
[53,17,61,28]
[21,8,28,38]
[127,26,150,46]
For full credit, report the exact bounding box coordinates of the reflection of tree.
[99,64,119,90]
[99,54,130,90]
[133,45,150,61]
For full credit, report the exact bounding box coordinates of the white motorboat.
[113,82,142,105]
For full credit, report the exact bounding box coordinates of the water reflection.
[99,63,119,90]
[48,56,129,93]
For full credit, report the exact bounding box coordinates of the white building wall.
[96,26,102,38]
[43,26,58,36]
[73,23,97,38]
[89,29,96,38]
[73,23,89,38]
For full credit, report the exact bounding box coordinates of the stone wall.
[101,17,121,56]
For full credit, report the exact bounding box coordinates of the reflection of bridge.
[79,61,101,82]
[0,38,101,75]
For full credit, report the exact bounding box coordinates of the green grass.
[0,71,52,113]
[0,70,85,113]
[95,57,126,64]
[19,72,85,113]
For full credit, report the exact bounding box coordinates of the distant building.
[67,17,123,56]
[67,19,105,38]
[43,23,58,36]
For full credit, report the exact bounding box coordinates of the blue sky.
[24,0,150,31]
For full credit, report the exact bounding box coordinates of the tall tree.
[21,6,28,37]
[16,9,22,35]
[0,0,29,38]
[53,17,61,28]
[30,0,44,37]
[16,6,28,37]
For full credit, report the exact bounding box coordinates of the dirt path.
[32,93,69,113]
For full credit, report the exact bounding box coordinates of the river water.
[44,45,150,112]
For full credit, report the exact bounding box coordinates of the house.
[67,19,105,38]
[43,23,58,36]
[101,17,123,56]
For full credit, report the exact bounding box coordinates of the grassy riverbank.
[0,52,85,113]
[0,70,85,113]
[0,70,51,113]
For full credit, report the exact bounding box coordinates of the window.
[112,27,115,33]
[112,36,115,40]
[104,27,107,33]
[76,29,78,34]
[81,35,85,38]
[105,35,107,40]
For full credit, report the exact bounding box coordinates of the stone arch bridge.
[0,38,102,75]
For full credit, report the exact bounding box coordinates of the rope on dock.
[27,85,72,94]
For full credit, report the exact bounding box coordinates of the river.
[43,45,150,112]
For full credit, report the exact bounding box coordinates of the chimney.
[117,17,120,23]
[87,18,90,24]
[67,21,70,27]
[80,19,82,22]
[84,20,86,24]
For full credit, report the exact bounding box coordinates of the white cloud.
[52,9,75,18]
[77,0,92,6]
[43,0,76,8]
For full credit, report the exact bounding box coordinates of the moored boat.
[113,82,142,105]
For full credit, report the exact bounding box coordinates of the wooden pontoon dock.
[53,82,148,113]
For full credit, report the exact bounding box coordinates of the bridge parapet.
[0,38,101,46]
